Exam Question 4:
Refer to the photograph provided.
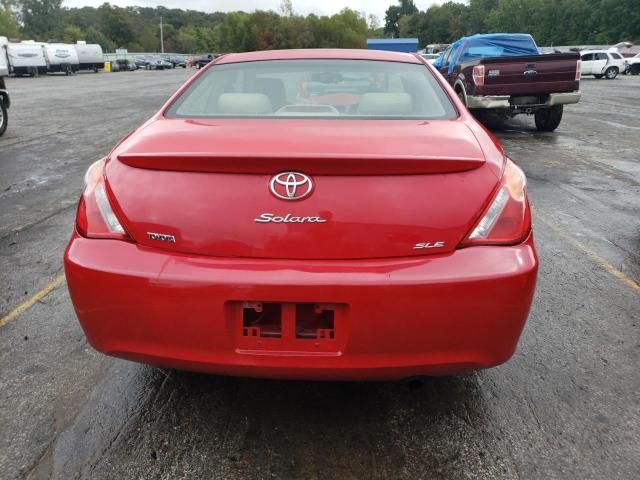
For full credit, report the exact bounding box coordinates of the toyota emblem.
[269,172,313,201]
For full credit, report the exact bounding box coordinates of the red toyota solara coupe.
[64,49,538,381]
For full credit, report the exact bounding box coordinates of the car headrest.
[254,78,286,109]
[357,93,413,116]
[217,93,273,115]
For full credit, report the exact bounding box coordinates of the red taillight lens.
[575,60,582,80]
[76,159,131,240]
[461,159,531,247]
[472,65,485,86]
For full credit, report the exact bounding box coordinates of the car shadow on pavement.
[43,361,499,480]
[477,114,541,135]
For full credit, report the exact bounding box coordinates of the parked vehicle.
[625,53,640,75]
[74,42,104,72]
[425,43,450,54]
[145,55,172,70]
[111,59,136,72]
[195,53,219,69]
[64,49,538,381]
[166,56,186,68]
[580,50,627,79]
[434,33,581,132]
[161,57,174,69]
[420,53,440,64]
[5,42,47,76]
[132,56,148,69]
[42,43,80,74]
[0,36,10,137]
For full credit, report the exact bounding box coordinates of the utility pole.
[160,16,164,54]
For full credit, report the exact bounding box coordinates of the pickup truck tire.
[0,102,7,137]
[456,90,466,106]
[604,67,618,79]
[534,105,563,132]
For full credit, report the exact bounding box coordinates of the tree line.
[385,0,639,46]
[0,0,373,53]
[0,0,638,54]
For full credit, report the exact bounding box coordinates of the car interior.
[168,60,455,119]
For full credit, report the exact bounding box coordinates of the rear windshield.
[166,59,457,119]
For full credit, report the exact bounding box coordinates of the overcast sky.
[62,0,441,22]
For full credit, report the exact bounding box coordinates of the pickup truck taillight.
[472,65,485,86]
[575,60,582,81]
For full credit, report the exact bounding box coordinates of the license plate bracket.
[234,301,345,353]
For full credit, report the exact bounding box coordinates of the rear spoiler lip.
[116,152,485,175]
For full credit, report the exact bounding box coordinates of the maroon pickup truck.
[433,34,581,131]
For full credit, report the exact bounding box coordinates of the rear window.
[466,46,505,58]
[166,59,457,119]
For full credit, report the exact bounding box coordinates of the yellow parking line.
[0,273,67,328]
[534,212,640,293]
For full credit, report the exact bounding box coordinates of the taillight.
[575,60,582,80]
[76,159,131,240]
[472,65,485,86]
[460,159,531,247]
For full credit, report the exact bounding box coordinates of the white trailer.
[0,36,10,136]
[6,42,47,76]
[74,42,104,72]
[0,37,8,77]
[42,43,80,74]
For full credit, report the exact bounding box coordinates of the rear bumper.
[467,91,581,109]
[64,233,538,380]
[547,91,581,106]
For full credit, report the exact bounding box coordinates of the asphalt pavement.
[0,69,638,480]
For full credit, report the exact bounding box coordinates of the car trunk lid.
[106,118,500,259]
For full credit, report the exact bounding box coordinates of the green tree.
[97,4,134,49]
[464,0,499,34]
[84,25,114,51]
[0,5,20,38]
[384,5,401,37]
[174,29,197,53]
[4,0,636,55]
[138,24,157,51]
[16,0,62,39]
[61,24,84,43]
[384,0,418,38]
[216,12,250,52]
[398,0,418,16]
